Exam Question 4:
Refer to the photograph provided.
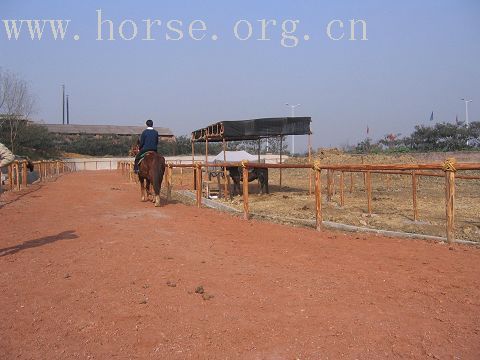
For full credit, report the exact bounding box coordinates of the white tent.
[213,151,258,162]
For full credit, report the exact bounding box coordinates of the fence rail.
[1,160,73,193]
[117,158,480,244]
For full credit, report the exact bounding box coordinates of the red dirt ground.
[1,171,480,359]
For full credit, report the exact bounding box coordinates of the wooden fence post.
[366,171,372,215]
[22,160,28,188]
[167,165,173,202]
[315,167,322,231]
[327,170,332,202]
[340,171,345,207]
[15,162,20,191]
[412,171,418,221]
[242,162,249,220]
[195,164,202,208]
[8,164,12,190]
[38,162,42,182]
[443,159,456,244]
[8,164,13,190]
[362,156,366,187]
[350,172,354,193]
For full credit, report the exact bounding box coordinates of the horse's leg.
[153,162,164,207]
[140,177,146,201]
[264,170,269,194]
[255,175,262,195]
[258,173,266,195]
[233,179,240,196]
[229,180,234,200]
[146,178,152,201]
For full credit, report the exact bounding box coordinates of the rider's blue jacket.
[139,127,159,152]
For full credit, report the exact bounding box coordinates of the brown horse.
[138,152,166,207]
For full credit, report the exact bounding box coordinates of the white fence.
[64,155,288,171]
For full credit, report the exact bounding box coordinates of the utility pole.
[62,84,65,125]
[285,103,301,155]
[66,95,70,124]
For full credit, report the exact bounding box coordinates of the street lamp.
[461,98,473,127]
[285,103,301,154]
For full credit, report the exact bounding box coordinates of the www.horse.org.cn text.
[1,9,368,48]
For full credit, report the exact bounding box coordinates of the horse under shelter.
[190,117,312,196]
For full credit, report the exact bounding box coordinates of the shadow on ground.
[0,230,79,257]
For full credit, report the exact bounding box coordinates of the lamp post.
[461,98,472,127]
[285,103,301,155]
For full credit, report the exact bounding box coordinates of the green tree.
[0,120,58,159]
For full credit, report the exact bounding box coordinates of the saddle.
[138,151,156,166]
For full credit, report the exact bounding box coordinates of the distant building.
[44,124,175,141]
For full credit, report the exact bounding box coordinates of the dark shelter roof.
[191,117,312,143]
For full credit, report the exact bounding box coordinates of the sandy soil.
[191,151,480,242]
[1,171,480,359]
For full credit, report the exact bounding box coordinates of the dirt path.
[1,171,479,359]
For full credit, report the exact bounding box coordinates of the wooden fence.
[1,160,72,193]
[118,159,480,244]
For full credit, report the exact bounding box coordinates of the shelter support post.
[257,139,261,192]
[279,136,283,187]
[223,139,228,199]
[192,141,196,190]
[205,136,209,175]
[257,139,261,162]
[308,133,312,195]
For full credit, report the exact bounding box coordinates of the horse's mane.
[129,144,140,157]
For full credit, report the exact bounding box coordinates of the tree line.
[353,122,480,154]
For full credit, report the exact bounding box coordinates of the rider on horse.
[134,119,159,174]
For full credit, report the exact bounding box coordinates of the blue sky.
[1,0,479,150]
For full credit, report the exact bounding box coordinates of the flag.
[366,125,370,135]
[429,111,434,122]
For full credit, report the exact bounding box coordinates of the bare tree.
[0,68,35,152]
